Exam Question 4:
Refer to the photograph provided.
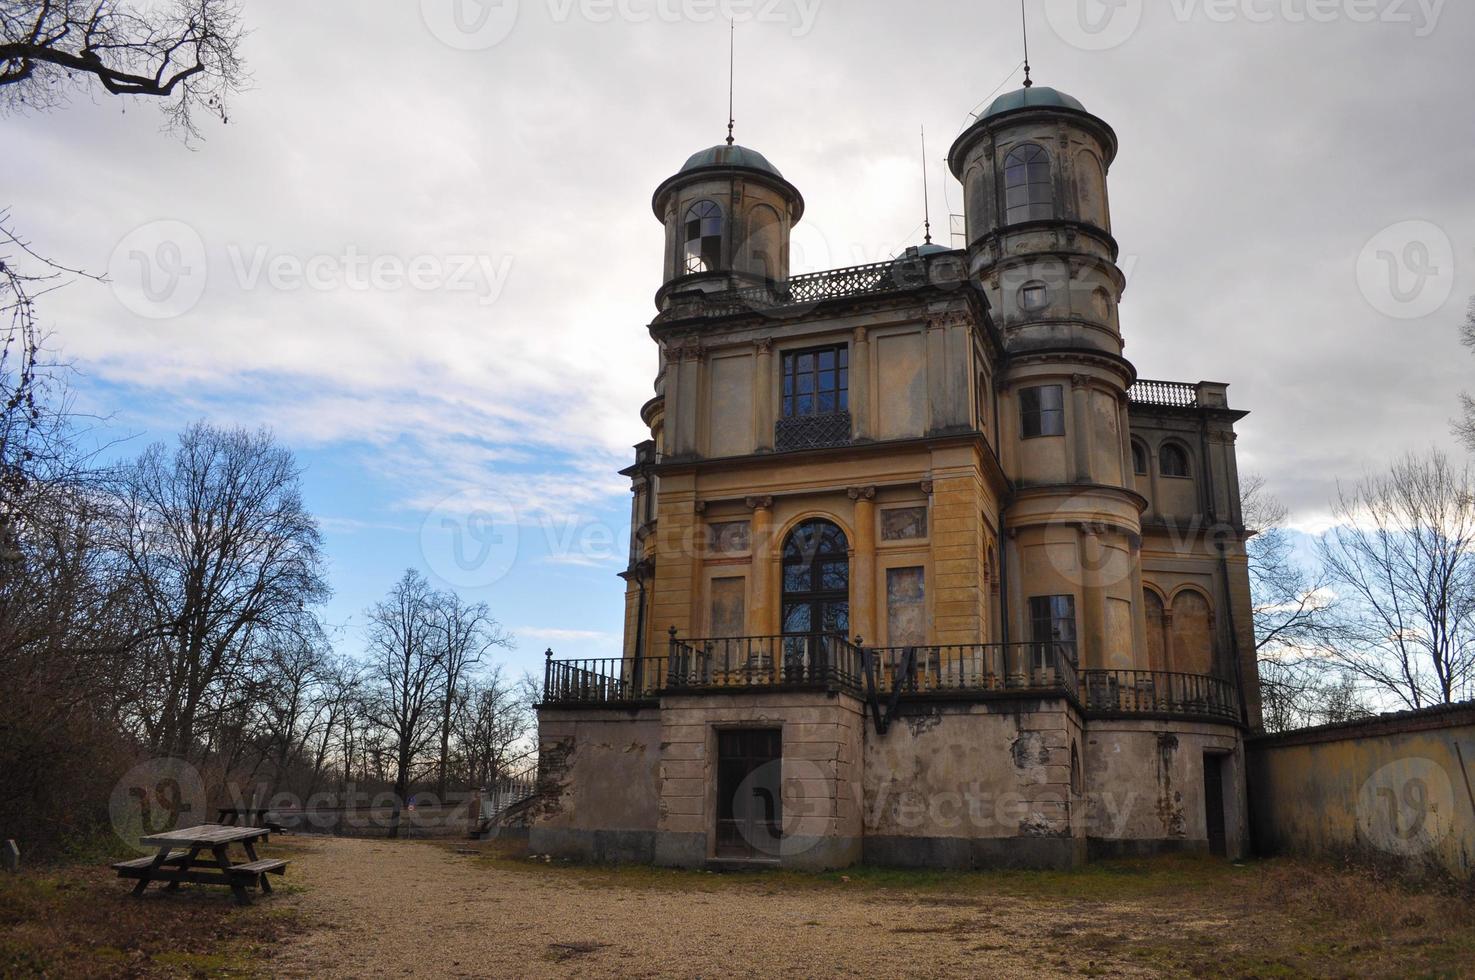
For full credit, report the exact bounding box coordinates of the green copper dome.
[980,86,1087,120]
[678,144,783,178]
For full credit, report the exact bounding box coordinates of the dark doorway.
[716,729,782,860]
[781,519,849,678]
[1203,753,1227,857]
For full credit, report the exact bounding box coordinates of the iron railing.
[864,642,1079,700]
[1128,380,1199,408]
[699,256,935,316]
[774,411,853,451]
[667,634,863,690]
[1080,669,1240,721]
[541,643,1241,724]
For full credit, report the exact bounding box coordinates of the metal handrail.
[1080,669,1240,721]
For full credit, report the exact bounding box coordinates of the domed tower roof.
[979,85,1088,121]
[677,143,784,178]
[949,83,1117,176]
[653,142,804,221]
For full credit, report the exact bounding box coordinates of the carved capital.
[847,485,877,501]
[1071,373,1091,390]
[919,479,934,496]
[693,500,707,515]
[744,495,774,511]
[756,337,774,355]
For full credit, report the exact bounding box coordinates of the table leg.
[165,846,203,891]
[213,845,251,906]
[132,846,171,897]
[242,837,271,893]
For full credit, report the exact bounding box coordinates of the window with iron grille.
[1029,595,1077,668]
[1020,384,1065,438]
[1004,144,1054,225]
[683,200,722,274]
[781,345,848,419]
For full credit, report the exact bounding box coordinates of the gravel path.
[270,836,1162,978]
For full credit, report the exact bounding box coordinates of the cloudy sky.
[8,0,1473,679]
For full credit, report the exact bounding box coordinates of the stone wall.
[530,706,663,863]
[1248,703,1475,880]
[860,697,1087,869]
[1084,720,1248,859]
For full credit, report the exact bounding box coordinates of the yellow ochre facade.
[534,84,1263,870]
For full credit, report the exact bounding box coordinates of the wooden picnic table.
[112,824,288,905]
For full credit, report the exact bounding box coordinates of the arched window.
[781,519,849,639]
[1131,441,1148,476]
[1160,443,1191,478]
[683,200,723,274]
[1004,144,1053,225]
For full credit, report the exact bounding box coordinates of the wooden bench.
[226,858,289,894]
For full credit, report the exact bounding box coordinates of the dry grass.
[474,838,1475,978]
[0,839,306,978]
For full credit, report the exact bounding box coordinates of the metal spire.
[1021,0,1033,88]
[921,126,933,245]
[726,20,736,145]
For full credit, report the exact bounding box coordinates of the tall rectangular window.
[1029,595,1077,668]
[1020,384,1065,438]
[781,345,848,419]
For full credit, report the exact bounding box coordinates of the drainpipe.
[993,375,1011,647]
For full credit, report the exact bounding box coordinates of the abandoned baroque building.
[533,82,1264,869]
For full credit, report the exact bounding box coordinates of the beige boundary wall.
[1248,703,1475,881]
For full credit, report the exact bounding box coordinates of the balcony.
[541,637,1243,725]
[1080,669,1241,722]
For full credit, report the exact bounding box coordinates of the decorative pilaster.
[755,338,775,452]
[1070,375,1093,483]
[746,496,774,635]
[848,486,877,644]
[850,328,870,441]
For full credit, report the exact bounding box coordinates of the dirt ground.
[264,835,1475,979]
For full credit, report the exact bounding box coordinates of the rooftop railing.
[1128,380,1199,408]
[693,254,939,317]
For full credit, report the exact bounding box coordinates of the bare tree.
[1240,474,1357,730]
[430,591,512,798]
[1318,450,1475,709]
[454,667,534,792]
[364,569,444,834]
[113,422,329,758]
[1,0,246,137]
[1456,298,1475,452]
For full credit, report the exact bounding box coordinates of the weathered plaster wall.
[1248,704,1475,880]
[861,698,1087,868]
[1084,720,1248,858]
[530,707,662,862]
